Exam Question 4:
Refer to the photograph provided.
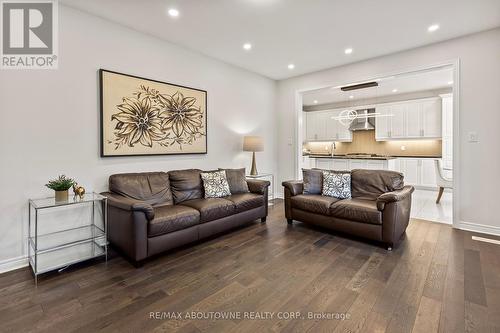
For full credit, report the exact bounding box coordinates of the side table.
[246,173,275,204]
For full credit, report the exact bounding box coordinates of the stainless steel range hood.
[349,109,375,131]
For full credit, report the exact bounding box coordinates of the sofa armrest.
[281,180,303,197]
[376,186,415,211]
[102,192,155,220]
[247,179,270,194]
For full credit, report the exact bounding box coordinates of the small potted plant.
[45,175,76,202]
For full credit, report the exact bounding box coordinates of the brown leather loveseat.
[282,169,414,249]
[102,169,270,265]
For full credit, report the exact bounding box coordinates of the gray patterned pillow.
[201,170,231,198]
[322,170,351,199]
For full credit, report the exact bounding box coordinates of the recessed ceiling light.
[168,8,179,17]
[243,43,252,51]
[447,81,453,85]
[288,63,295,70]
[349,95,354,99]
[344,48,353,55]
[428,24,439,32]
[313,100,318,104]
[392,89,398,93]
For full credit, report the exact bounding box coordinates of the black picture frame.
[99,69,208,157]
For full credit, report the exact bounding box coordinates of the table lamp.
[243,136,264,176]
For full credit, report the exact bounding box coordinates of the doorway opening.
[296,62,458,225]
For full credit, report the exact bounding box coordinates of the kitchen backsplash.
[304,131,442,157]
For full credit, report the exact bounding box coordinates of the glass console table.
[28,193,107,284]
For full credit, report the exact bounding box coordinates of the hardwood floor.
[1,200,500,332]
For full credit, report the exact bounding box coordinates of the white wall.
[276,28,500,234]
[0,6,277,271]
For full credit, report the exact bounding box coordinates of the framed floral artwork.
[99,69,207,157]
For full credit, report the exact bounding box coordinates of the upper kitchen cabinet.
[305,110,352,142]
[305,111,327,141]
[375,97,442,141]
[328,109,352,141]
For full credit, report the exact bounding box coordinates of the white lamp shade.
[243,136,264,152]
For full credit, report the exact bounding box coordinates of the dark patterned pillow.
[200,170,231,198]
[322,170,351,199]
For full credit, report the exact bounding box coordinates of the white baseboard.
[458,221,500,237]
[0,255,28,274]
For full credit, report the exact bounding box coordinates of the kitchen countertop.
[303,154,442,160]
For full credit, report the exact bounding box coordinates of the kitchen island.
[302,154,443,189]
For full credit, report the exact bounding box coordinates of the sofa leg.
[261,217,267,223]
[287,218,293,225]
[132,260,144,268]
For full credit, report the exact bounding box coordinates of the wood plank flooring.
[1,200,499,333]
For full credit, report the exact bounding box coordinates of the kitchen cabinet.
[332,159,350,170]
[304,110,352,142]
[389,158,438,188]
[305,111,327,141]
[312,158,389,171]
[375,97,442,141]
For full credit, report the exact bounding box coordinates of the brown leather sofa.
[282,169,414,249]
[102,169,270,264]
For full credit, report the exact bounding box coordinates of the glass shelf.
[29,224,105,253]
[30,192,106,209]
[30,239,106,275]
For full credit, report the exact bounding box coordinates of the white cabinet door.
[316,159,331,170]
[420,159,437,187]
[375,105,391,140]
[326,110,353,142]
[332,159,349,171]
[402,159,420,185]
[316,112,329,140]
[421,99,442,138]
[306,112,317,141]
[390,104,406,138]
[306,112,328,141]
[366,160,386,170]
[325,111,338,140]
[405,102,422,138]
[350,160,367,170]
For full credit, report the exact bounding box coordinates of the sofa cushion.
[180,198,236,223]
[109,172,173,206]
[302,169,322,194]
[169,169,203,204]
[148,205,200,237]
[291,194,340,215]
[322,170,351,199]
[351,169,404,200]
[201,170,232,198]
[330,198,382,225]
[226,193,264,213]
[220,168,249,194]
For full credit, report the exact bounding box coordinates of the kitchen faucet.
[330,142,336,157]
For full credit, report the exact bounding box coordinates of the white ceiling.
[61,0,500,80]
[302,67,454,106]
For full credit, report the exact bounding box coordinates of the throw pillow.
[200,170,231,198]
[219,168,249,194]
[322,170,351,199]
[302,168,322,194]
